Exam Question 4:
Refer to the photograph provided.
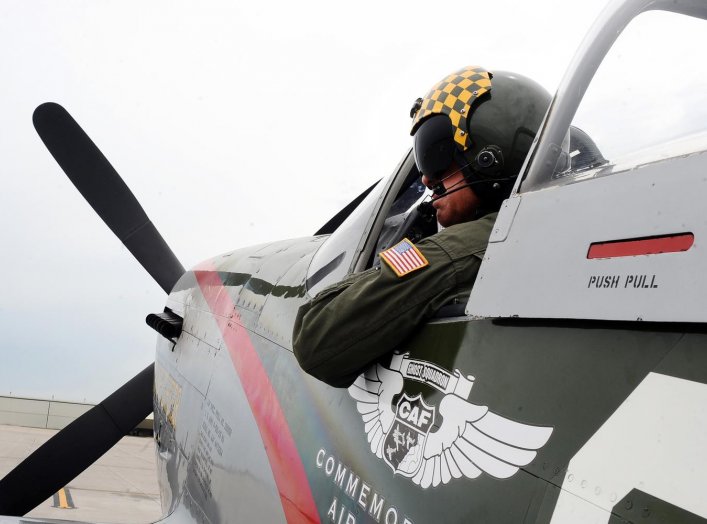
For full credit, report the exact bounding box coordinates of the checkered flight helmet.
[410,66,551,211]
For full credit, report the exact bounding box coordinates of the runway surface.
[0,425,161,523]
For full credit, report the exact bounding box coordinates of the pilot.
[293,66,550,387]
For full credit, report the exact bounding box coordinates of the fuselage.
[150,1,707,522]
[152,234,707,523]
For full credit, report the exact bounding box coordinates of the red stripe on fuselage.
[195,269,320,524]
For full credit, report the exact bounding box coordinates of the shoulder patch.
[379,238,429,277]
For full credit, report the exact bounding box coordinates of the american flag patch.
[379,238,429,277]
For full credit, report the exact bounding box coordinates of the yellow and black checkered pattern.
[411,66,492,151]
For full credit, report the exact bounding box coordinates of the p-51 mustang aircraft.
[1,0,707,522]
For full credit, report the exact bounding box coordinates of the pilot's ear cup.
[474,145,504,177]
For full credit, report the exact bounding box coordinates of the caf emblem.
[349,353,554,489]
[383,394,436,476]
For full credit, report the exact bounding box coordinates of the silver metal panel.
[257,240,320,348]
[188,342,287,523]
[489,196,521,243]
[175,330,217,397]
[166,288,189,317]
[468,151,707,321]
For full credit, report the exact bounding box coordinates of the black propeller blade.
[0,364,154,516]
[0,104,187,515]
[32,102,185,294]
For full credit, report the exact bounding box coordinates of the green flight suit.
[293,212,497,387]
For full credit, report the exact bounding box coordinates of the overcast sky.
[0,0,633,403]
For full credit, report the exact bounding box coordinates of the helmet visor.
[412,115,460,181]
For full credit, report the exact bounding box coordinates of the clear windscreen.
[549,10,707,184]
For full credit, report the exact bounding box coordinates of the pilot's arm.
[292,212,496,388]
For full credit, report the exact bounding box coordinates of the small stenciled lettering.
[588,274,658,289]
[588,275,620,289]
[317,448,414,524]
[405,362,450,390]
[190,398,233,501]
[624,274,658,289]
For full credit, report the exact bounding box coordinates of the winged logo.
[348,353,553,489]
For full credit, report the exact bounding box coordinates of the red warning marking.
[195,269,320,524]
[588,233,694,259]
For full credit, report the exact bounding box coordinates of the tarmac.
[0,425,162,523]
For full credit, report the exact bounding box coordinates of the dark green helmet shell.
[412,68,551,211]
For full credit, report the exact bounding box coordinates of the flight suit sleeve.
[292,213,496,387]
